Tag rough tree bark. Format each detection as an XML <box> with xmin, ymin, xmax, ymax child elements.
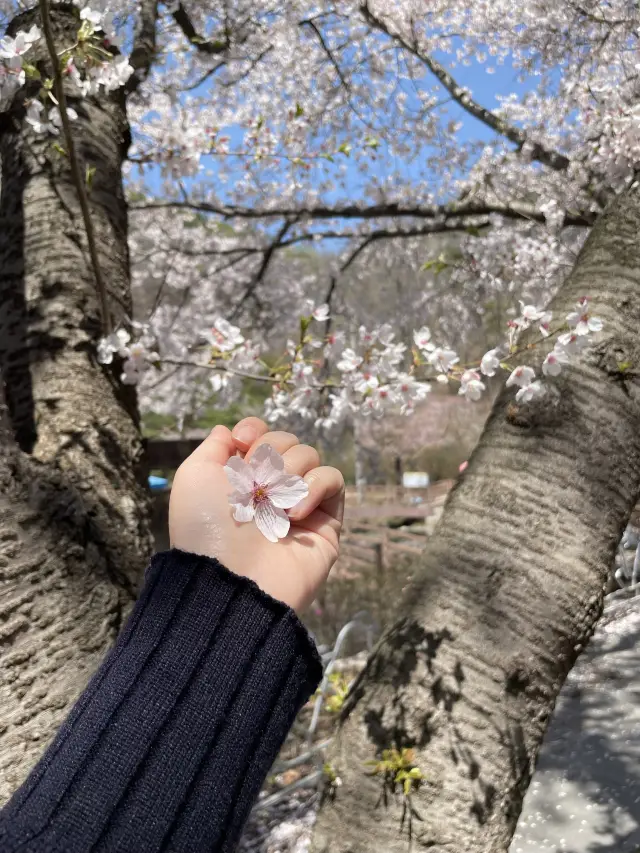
<box><xmin>0</xmin><ymin>5</ymin><xmax>151</xmax><ymax>802</ymax></box>
<box><xmin>312</xmin><ymin>181</ymin><xmax>640</xmax><ymax>852</ymax></box>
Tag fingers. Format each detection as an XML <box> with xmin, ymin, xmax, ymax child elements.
<box><xmin>290</xmin><ymin>507</ymin><xmax>341</xmax><ymax>554</ymax></box>
<box><xmin>288</xmin><ymin>466</ymin><xmax>345</xmax><ymax>525</ymax></box>
<box><xmin>187</xmin><ymin>424</ymin><xmax>235</xmax><ymax>467</ymax></box>
<box><xmin>231</xmin><ymin>417</ymin><xmax>269</xmax><ymax>452</ymax></box>
<box><xmin>282</xmin><ymin>444</ymin><xmax>320</xmax><ymax>477</ymax></box>
<box><xmin>244</xmin><ymin>430</ymin><xmax>300</xmax><ymax>463</ymax></box>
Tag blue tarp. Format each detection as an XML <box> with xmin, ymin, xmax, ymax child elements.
<box><xmin>148</xmin><ymin>475</ymin><xmax>169</xmax><ymax>491</ymax></box>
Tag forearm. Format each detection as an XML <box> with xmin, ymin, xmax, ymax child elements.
<box><xmin>0</xmin><ymin>549</ymin><xmax>322</xmax><ymax>853</ymax></box>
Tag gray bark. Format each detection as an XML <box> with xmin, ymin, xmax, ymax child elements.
<box><xmin>312</xmin><ymin>181</ymin><xmax>640</xmax><ymax>852</ymax></box>
<box><xmin>0</xmin><ymin>5</ymin><xmax>151</xmax><ymax>802</ymax></box>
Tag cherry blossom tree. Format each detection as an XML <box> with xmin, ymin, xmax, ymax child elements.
<box><xmin>2</xmin><ymin>1</ymin><xmax>640</xmax><ymax>850</ymax></box>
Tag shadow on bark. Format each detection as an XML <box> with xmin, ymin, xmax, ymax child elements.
<box><xmin>0</xmin><ymin>144</ymin><xmax>36</xmax><ymax>453</ymax></box>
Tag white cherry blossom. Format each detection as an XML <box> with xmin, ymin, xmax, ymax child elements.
<box><xmin>566</xmin><ymin>298</ymin><xmax>604</xmax><ymax>336</ymax></box>
<box><xmin>336</xmin><ymin>348</ymin><xmax>363</xmax><ymax>373</ymax></box>
<box><xmin>480</xmin><ymin>349</ymin><xmax>501</xmax><ymax>377</ymax></box>
<box><xmin>459</xmin><ymin>370</ymin><xmax>486</xmax><ymax>402</ymax></box>
<box><xmin>515</xmin><ymin>380</ymin><xmax>546</xmax><ymax>404</ymax></box>
<box><xmin>224</xmin><ymin>444</ymin><xmax>309</xmax><ymax>543</ymax></box>
<box><xmin>506</xmin><ymin>365</ymin><xmax>536</xmax><ymax>389</ymax></box>
<box><xmin>428</xmin><ymin>348</ymin><xmax>459</xmax><ymax>374</ymax></box>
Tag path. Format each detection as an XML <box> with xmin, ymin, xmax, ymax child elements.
<box><xmin>511</xmin><ymin>591</ymin><xmax>640</xmax><ymax>853</ymax></box>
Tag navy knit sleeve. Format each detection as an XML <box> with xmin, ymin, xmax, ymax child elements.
<box><xmin>0</xmin><ymin>548</ymin><xmax>323</xmax><ymax>853</ymax></box>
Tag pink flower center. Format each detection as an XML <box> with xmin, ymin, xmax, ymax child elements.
<box><xmin>252</xmin><ymin>485</ymin><xmax>269</xmax><ymax>503</ymax></box>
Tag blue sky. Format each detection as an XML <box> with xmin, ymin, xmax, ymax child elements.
<box><xmin>139</xmin><ymin>46</ymin><xmax>536</xmax><ymax>218</ymax></box>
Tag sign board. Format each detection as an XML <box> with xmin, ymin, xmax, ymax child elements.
<box><xmin>402</xmin><ymin>471</ymin><xmax>430</xmax><ymax>489</ymax></box>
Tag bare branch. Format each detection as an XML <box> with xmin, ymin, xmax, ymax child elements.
<box><xmin>133</xmin><ymin>198</ymin><xmax>595</xmax><ymax>227</ymax></box>
<box><xmin>301</xmin><ymin>18</ymin><xmax>350</xmax><ymax>89</ymax></box>
<box><xmin>229</xmin><ymin>219</ymin><xmax>296</xmax><ymax>318</ymax></box>
<box><xmin>360</xmin><ymin>0</ymin><xmax>572</xmax><ymax>173</ymax></box>
<box><xmin>172</xmin><ymin>2</ymin><xmax>229</xmax><ymax>55</ymax></box>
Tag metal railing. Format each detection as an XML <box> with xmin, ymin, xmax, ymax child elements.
<box><xmin>252</xmin><ymin>612</ymin><xmax>377</xmax><ymax>814</ymax></box>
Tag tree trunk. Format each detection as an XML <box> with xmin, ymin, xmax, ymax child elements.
<box><xmin>0</xmin><ymin>6</ymin><xmax>151</xmax><ymax>803</ymax></box>
<box><xmin>312</xmin><ymin>182</ymin><xmax>640</xmax><ymax>852</ymax></box>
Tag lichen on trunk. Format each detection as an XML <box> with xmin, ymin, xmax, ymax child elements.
<box><xmin>0</xmin><ymin>4</ymin><xmax>151</xmax><ymax>801</ymax></box>
<box><xmin>311</xmin><ymin>181</ymin><xmax>640</xmax><ymax>853</ymax></box>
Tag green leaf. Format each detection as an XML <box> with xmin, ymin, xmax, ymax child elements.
<box><xmin>618</xmin><ymin>360</ymin><xmax>633</xmax><ymax>372</ymax></box>
<box><xmin>85</xmin><ymin>165</ymin><xmax>96</xmax><ymax>190</ymax></box>
<box><xmin>319</xmin><ymin>152</ymin><xmax>335</xmax><ymax>163</ymax></box>
<box><xmin>78</xmin><ymin>19</ymin><xmax>95</xmax><ymax>41</ymax></box>
<box><xmin>22</xmin><ymin>63</ymin><xmax>40</xmax><ymax>80</ymax></box>
<box><xmin>295</xmin><ymin>102</ymin><xmax>304</xmax><ymax>117</ymax></box>
<box><xmin>421</xmin><ymin>256</ymin><xmax>449</xmax><ymax>275</ymax></box>
<box><xmin>364</xmin><ymin>136</ymin><xmax>380</xmax><ymax>149</ymax></box>
<box><xmin>52</xmin><ymin>142</ymin><xmax>68</xmax><ymax>157</ymax></box>
<box><xmin>338</xmin><ymin>142</ymin><xmax>352</xmax><ymax>157</ymax></box>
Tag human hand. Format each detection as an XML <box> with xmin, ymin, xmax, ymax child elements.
<box><xmin>169</xmin><ymin>417</ymin><xmax>345</xmax><ymax>614</ymax></box>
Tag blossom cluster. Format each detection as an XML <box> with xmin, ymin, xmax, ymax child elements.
<box><xmin>97</xmin><ymin>323</ymin><xmax>159</xmax><ymax>384</ymax></box>
<box><xmin>98</xmin><ymin>295</ymin><xmax>603</xmax><ymax>429</ymax></box>
<box><xmin>0</xmin><ymin>6</ymin><xmax>132</xmax><ymax>121</ymax></box>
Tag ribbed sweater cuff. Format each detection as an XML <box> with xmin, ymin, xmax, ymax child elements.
<box><xmin>0</xmin><ymin>548</ymin><xmax>323</xmax><ymax>853</ymax></box>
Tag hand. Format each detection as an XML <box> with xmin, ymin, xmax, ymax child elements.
<box><xmin>169</xmin><ymin>417</ymin><xmax>345</xmax><ymax>614</ymax></box>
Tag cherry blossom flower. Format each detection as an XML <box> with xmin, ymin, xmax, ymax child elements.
<box><xmin>480</xmin><ymin>348</ymin><xmax>500</xmax><ymax>376</ymax></box>
<box><xmin>566</xmin><ymin>297</ymin><xmax>603</xmax><ymax>336</ymax></box>
<box><xmin>25</xmin><ymin>101</ymin><xmax>55</xmax><ymax>135</ymax></box>
<box><xmin>224</xmin><ymin>444</ymin><xmax>309</xmax><ymax>543</ymax></box>
<box><xmin>0</xmin><ymin>26</ymin><xmax>41</xmax><ymax>63</ymax></box>
<box><xmin>97</xmin><ymin>328</ymin><xmax>131</xmax><ymax>365</ymax></box>
<box><xmin>49</xmin><ymin>106</ymin><xmax>78</xmax><ymax>132</ymax></box>
<box><xmin>515</xmin><ymin>380</ymin><xmax>546</xmax><ymax>404</ymax></box>
<box><xmin>458</xmin><ymin>370</ymin><xmax>486</xmax><ymax>401</ymax></box>
<box><xmin>542</xmin><ymin>348</ymin><xmax>569</xmax><ymax>377</ymax></box>
<box><xmin>413</xmin><ymin>326</ymin><xmax>435</xmax><ymax>351</ymax></box>
<box><xmin>428</xmin><ymin>348</ymin><xmax>459</xmax><ymax>374</ymax></box>
<box><xmin>358</xmin><ymin>326</ymin><xmax>376</xmax><ymax>346</ymax></box>
<box><xmin>79</xmin><ymin>6</ymin><xmax>103</xmax><ymax>28</ymax></box>
<box><xmin>506</xmin><ymin>365</ymin><xmax>536</xmax><ymax>388</ymax></box>
<box><xmin>538</xmin><ymin>311</ymin><xmax>553</xmax><ymax>336</ymax></box>
<box><xmin>336</xmin><ymin>348</ymin><xmax>363</xmax><ymax>372</ymax></box>
<box><xmin>311</xmin><ymin>302</ymin><xmax>330</xmax><ymax>322</ymax></box>
<box><xmin>201</xmin><ymin>318</ymin><xmax>244</xmax><ymax>352</ymax></box>
<box><xmin>556</xmin><ymin>331</ymin><xmax>589</xmax><ymax>355</ymax></box>
<box><xmin>354</xmin><ymin>371</ymin><xmax>379</xmax><ymax>394</ymax></box>
<box><xmin>518</xmin><ymin>302</ymin><xmax>545</xmax><ymax>325</ymax></box>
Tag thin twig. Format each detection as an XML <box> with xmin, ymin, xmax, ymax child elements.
<box><xmin>39</xmin><ymin>0</ymin><xmax>112</xmax><ymax>335</ymax></box>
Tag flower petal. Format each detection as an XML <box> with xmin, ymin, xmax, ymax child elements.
<box><xmin>267</xmin><ymin>474</ymin><xmax>310</xmax><ymax>509</ymax></box>
<box><xmin>232</xmin><ymin>499</ymin><xmax>255</xmax><ymax>523</ymax></box>
<box><xmin>254</xmin><ymin>500</ymin><xmax>290</xmax><ymax>542</ymax></box>
<box><xmin>224</xmin><ymin>456</ymin><xmax>254</xmax><ymax>492</ymax></box>
<box><xmin>250</xmin><ymin>443</ymin><xmax>285</xmax><ymax>485</ymax></box>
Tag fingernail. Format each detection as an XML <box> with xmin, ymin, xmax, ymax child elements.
<box><xmin>210</xmin><ymin>425</ymin><xmax>227</xmax><ymax>438</ymax></box>
<box><xmin>232</xmin><ymin>425</ymin><xmax>257</xmax><ymax>446</ymax></box>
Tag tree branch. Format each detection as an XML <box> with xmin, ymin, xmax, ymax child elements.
<box><xmin>172</xmin><ymin>2</ymin><xmax>229</xmax><ymax>55</ymax></box>
<box><xmin>126</xmin><ymin>0</ymin><xmax>159</xmax><ymax>94</ymax></box>
<box><xmin>133</xmin><ymin>198</ymin><xmax>595</xmax><ymax>227</ymax></box>
<box><xmin>301</xmin><ymin>18</ymin><xmax>350</xmax><ymax>89</ymax></box>
<box><xmin>229</xmin><ymin>219</ymin><xmax>296</xmax><ymax>318</ymax></box>
<box><xmin>360</xmin><ymin>0</ymin><xmax>572</xmax><ymax>173</ymax></box>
